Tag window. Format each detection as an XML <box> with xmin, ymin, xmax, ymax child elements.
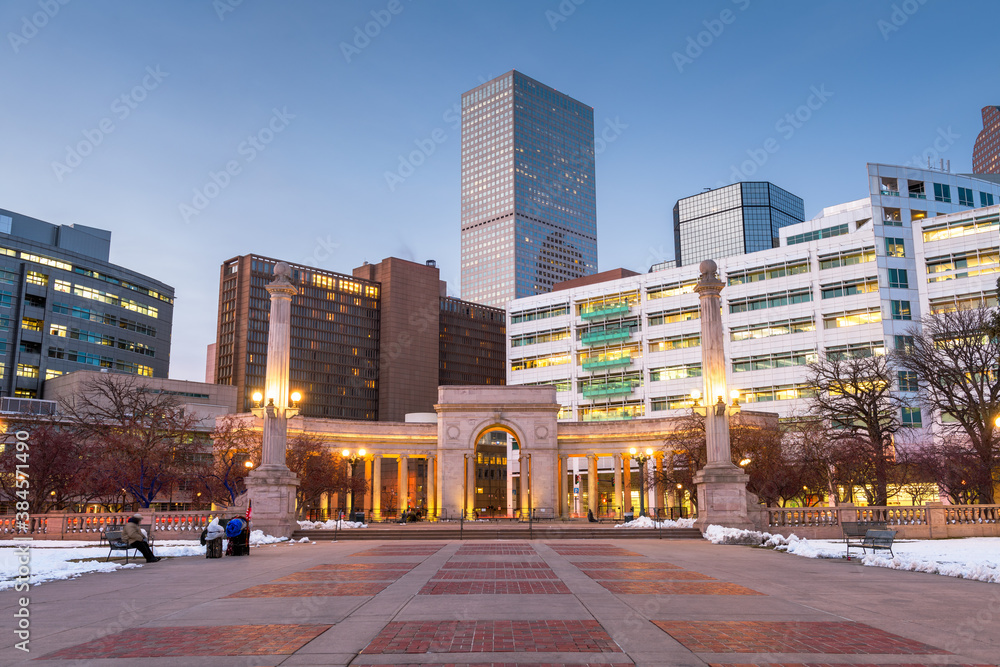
<box><xmin>26</xmin><ymin>271</ymin><xmax>48</xmax><ymax>286</ymax></box>
<box><xmin>981</xmin><ymin>192</ymin><xmax>995</xmax><ymax>207</ymax></box>
<box><xmin>787</xmin><ymin>223</ymin><xmax>848</xmax><ymax>246</ymax></box>
<box><xmin>16</xmin><ymin>364</ymin><xmax>39</xmax><ymax>378</ymax></box>
<box><xmin>885</xmin><ymin>238</ymin><xmax>905</xmax><ymax>257</ymax></box>
<box><xmin>727</xmin><ymin>260</ymin><xmax>809</xmax><ymax>286</ymax></box>
<box><xmin>49</xmin><ymin>323</ymin><xmax>67</xmax><ymax>337</ymax></box>
<box><xmin>823</xmin><ymin>308</ymin><xmax>882</xmax><ymax>329</ymax></box>
<box><xmin>898</xmin><ymin>371</ymin><xmax>918</xmax><ymax>392</ymax></box>
<box><xmin>922</xmin><ymin>212</ymin><xmax>999</xmax><ymax>242</ymax></box>
<box><xmin>890</xmin><ymin>300</ymin><xmax>911</xmax><ymax>320</ymax></box>
<box><xmin>826</xmin><ymin>341</ymin><xmax>885</xmax><ymax>359</ymax></box>
<box><xmin>901</xmin><ymin>407</ymin><xmax>922</xmax><ymax>427</ymax></box>
<box><xmin>908</xmin><ymin>180</ymin><xmax>926</xmax><ymax>199</ymax></box>
<box><xmin>54</xmin><ymin>279</ymin><xmax>71</xmax><ymax>293</ymax></box>
<box><xmin>21</xmin><ymin>317</ymin><xmax>43</xmax><ymax>332</ymax></box>
<box><xmin>647</xmin><ymin>307</ymin><xmax>699</xmax><ymax>327</ymax></box>
<box><xmin>958</xmin><ymin>187</ymin><xmax>974</xmax><ymax>207</ymax></box>
<box><xmin>933</xmin><ymin>183</ymin><xmax>951</xmax><ymax>203</ymax></box>
<box><xmin>820</xmin><ymin>277</ymin><xmax>878</xmax><ymax>299</ymax></box>
<box><xmin>730</xmin><ymin>316</ymin><xmax>814</xmax><ymax>341</ymax></box>
<box><xmin>510</xmin><ymin>303</ymin><xmax>569</xmax><ymax>324</ymax></box>
<box><xmin>729</xmin><ymin>288</ymin><xmax>812</xmax><ymax>314</ymax></box>
<box><xmin>894</xmin><ymin>335</ymin><xmax>914</xmax><ymax>352</ymax></box>
<box><xmin>819</xmin><ymin>247</ymin><xmax>876</xmax><ymax>270</ymax></box>
<box><xmin>649</xmin><ymin>363</ymin><xmax>702</xmax><ymax>381</ymax></box>
<box><xmin>910</xmin><ymin>209</ymin><xmax>927</xmax><ymax>222</ymax></box>
<box><xmin>883</xmin><ymin>207</ymin><xmax>901</xmax><ymax>225</ymax></box>
<box><xmin>732</xmin><ymin>349</ymin><xmax>817</xmax><ymax>373</ymax></box>
<box><xmin>887</xmin><ymin>268</ymin><xmax>908</xmax><ymax>289</ymax></box>
<box><xmin>648</xmin><ymin>333</ymin><xmax>700</xmax><ymax>352</ymax></box>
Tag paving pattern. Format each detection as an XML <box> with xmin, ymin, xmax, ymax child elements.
<box><xmin>225</xmin><ymin>582</ymin><xmax>391</xmax><ymax>597</ymax></box>
<box><xmin>419</xmin><ymin>580</ymin><xmax>572</xmax><ymax>595</ymax></box>
<box><xmin>580</xmin><ymin>568</ymin><xmax>715</xmax><ymax>581</ymax></box>
<box><xmin>546</xmin><ymin>544</ymin><xmax>644</xmax><ymax>557</ymax></box>
<box><xmin>599</xmin><ymin>580</ymin><xmax>763</xmax><ymax>595</ymax></box>
<box><xmin>656</xmin><ymin>621</ymin><xmax>950</xmax><ymax>654</ymax></box>
<box><xmin>360</xmin><ymin>620</ymin><xmax>624</xmax><ymax>654</ymax></box>
<box><xmin>39</xmin><ymin>624</ymin><xmax>331</xmax><ymax>659</ymax></box>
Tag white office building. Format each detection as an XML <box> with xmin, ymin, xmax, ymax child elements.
<box><xmin>506</xmin><ymin>163</ymin><xmax>1000</xmax><ymax>435</ymax></box>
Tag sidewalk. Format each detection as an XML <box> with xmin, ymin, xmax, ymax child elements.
<box><xmin>2</xmin><ymin>538</ymin><xmax>997</xmax><ymax>666</ymax></box>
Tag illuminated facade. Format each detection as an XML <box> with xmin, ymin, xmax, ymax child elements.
<box><xmin>507</xmin><ymin>164</ymin><xmax>1000</xmax><ymax>429</ymax></box>
<box><xmin>972</xmin><ymin>105</ymin><xmax>1000</xmax><ymax>175</ymax></box>
<box><xmin>461</xmin><ymin>71</ymin><xmax>597</xmax><ymax>308</ymax></box>
<box><xmin>0</xmin><ymin>208</ymin><xmax>173</xmax><ymax>399</ymax></box>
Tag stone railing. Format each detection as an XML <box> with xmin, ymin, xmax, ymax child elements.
<box><xmin>0</xmin><ymin>511</ymin><xmax>216</xmax><ymax>540</ymax></box>
<box><xmin>761</xmin><ymin>503</ymin><xmax>1000</xmax><ymax>539</ymax></box>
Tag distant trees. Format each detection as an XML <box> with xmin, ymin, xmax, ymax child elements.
<box><xmin>205</xmin><ymin>415</ymin><xmax>261</xmax><ymax>504</ymax></box>
<box><xmin>285</xmin><ymin>434</ymin><xmax>367</xmax><ymax>513</ymax></box>
<box><xmin>0</xmin><ymin>421</ymin><xmax>89</xmax><ymax>513</ymax></box>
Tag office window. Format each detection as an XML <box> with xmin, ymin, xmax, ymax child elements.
<box><xmin>981</xmin><ymin>192</ymin><xmax>995</xmax><ymax>207</ymax></box>
<box><xmin>885</xmin><ymin>237</ymin><xmax>905</xmax><ymax>257</ymax></box>
<box><xmin>890</xmin><ymin>300</ymin><xmax>911</xmax><ymax>320</ymax></box>
<box><xmin>894</xmin><ymin>335</ymin><xmax>914</xmax><ymax>352</ymax></box>
<box><xmin>887</xmin><ymin>268</ymin><xmax>908</xmax><ymax>289</ymax></box>
<box><xmin>958</xmin><ymin>187</ymin><xmax>974</xmax><ymax>207</ymax></box>
<box><xmin>902</xmin><ymin>407</ymin><xmax>922</xmax><ymax>427</ymax></box>
<box><xmin>898</xmin><ymin>371</ymin><xmax>918</xmax><ymax>392</ymax></box>
<box><xmin>933</xmin><ymin>183</ymin><xmax>951</xmax><ymax>203</ymax></box>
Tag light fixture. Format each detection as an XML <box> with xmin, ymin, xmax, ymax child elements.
<box><xmin>244</xmin><ymin>460</ymin><xmax>254</xmax><ymax>469</ymax></box>
<box><xmin>739</xmin><ymin>457</ymin><xmax>751</xmax><ymax>467</ymax></box>
<box><xmin>730</xmin><ymin>389</ymin><xmax>741</xmax><ymax>400</ymax></box>
<box><xmin>359</xmin><ymin>448</ymin><xmax>366</xmax><ymax>456</ymax></box>
<box><xmin>290</xmin><ymin>390</ymin><xmax>302</xmax><ymax>405</ymax></box>
<box><xmin>690</xmin><ymin>389</ymin><xmax>701</xmax><ymax>401</ymax></box>
<box><xmin>342</xmin><ymin>449</ymin><xmax>350</xmax><ymax>457</ymax></box>
<box><xmin>252</xmin><ymin>391</ymin><xmax>263</xmax><ymax>404</ymax></box>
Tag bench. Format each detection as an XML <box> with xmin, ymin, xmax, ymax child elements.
<box><xmin>841</xmin><ymin>521</ymin><xmax>886</xmax><ymax>548</ymax></box>
<box><xmin>103</xmin><ymin>529</ymin><xmax>150</xmax><ymax>564</ymax></box>
<box><xmin>847</xmin><ymin>529</ymin><xmax>897</xmax><ymax>559</ymax></box>
<box><xmin>531</xmin><ymin>507</ymin><xmax>556</xmax><ymax>521</ymax></box>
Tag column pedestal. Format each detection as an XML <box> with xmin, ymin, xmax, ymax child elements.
<box><xmin>693</xmin><ymin>463</ymin><xmax>753</xmax><ymax>530</ymax></box>
<box><xmin>244</xmin><ymin>466</ymin><xmax>299</xmax><ymax>538</ymax></box>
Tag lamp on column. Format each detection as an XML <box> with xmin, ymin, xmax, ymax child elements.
<box><xmin>250</xmin><ymin>390</ymin><xmax>303</xmax><ymax>418</ymax></box>
<box><xmin>629</xmin><ymin>447</ymin><xmax>654</xmax><ymax>517</ymax></box>
<box><xmin>342</xmin><ymin>448</ymin><xmax>366</xmax><ymax>516</ymax></box>
<box><xmin>690</xmin><ymin>388</ymin><xmax>741</xmax><ymax>417</ymax></box>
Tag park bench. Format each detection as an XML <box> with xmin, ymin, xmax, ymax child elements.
<box><xmin>103</xmin><ymin>528</ymin><xmax>154</xmax><ymax>564</ymax></box>
<box><xmin>841</xmin><ymin>521</ymin><xmax>886</xmax><ymax>546</ymax></box>
<box><xmin>846</xmin><ymin>529</ymin><xmax>897</xmax><ymax>559</ymax></box>
<box><xmin>532</xmin><ymin>507</ymin><xmax>556</xmax><ymax>521</ymax></box>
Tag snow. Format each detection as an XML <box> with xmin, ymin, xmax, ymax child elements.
<box><xmin>248</xmin><ymin>530</ymin><xmax>289</xmax><ymax>545</ymax></box>
<box><xmin>615</xmin><ymin>515</ymin><xmax>696</xmax><ymax>529</ymax></box>
<box><xmin>296</xmin><ymin>519</ymin><xmax>367</xmax><ymax>530</ymax></box>
<box><xmin>702</xmin><ymin>525</ymin><xmax>1000</xmax><ymax>584</ymax></box>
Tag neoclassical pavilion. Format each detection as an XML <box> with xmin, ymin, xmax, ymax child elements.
<box><xmin>232</xmin><ymin>385</ymin><xmax>774</xmax><ymax>519</ymax></box>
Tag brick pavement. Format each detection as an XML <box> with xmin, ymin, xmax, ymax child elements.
<box><xmin>571</xmin><ymin>560</ymin><xmax>680</xmax><ymax>569</ymax></box>
<box><xmin>360</xmin><ymin>620</ymin><xmax>624</xmax><ymax>654</ymax></box>
<box><xmin>225</xmin><ymin>582</ymin><xmax>390</xmax><ymax>597</ymax></box>
<box><xmin>432</xmin><ymin>569</ymin><xmax>559</xmax><ymax>580</ymax></box>
<box><xmin>581</xmin><ymin>569</ymin><xmax>715</xmax><ymax>581</ymax></box>
<box><xmin>657</xmin><ymin>621</ymin><xmax>950</xmax><ymax>654</ymax></box>
<box><xmin>39</xmin><ymin>624</ymin><xmax>330</xmax><ymax>659</ymax></box>
<box><xmin>600</xmin><ymin>581</ymin><xmax>763</xmax><ymax>595</ymax></box>
<box><xmin>419</xmin><ymin>580</ymin><xmax>572</xmax><ymax>595</ymax></box>
<box><xmin>273</xmin><ymin>569</ymin><xmax>407</xmax><ymax>581</ymax></box>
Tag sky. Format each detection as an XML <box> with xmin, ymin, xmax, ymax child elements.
<box><xmin>1</xmin><ymin>0</ymin><xmax>998</xmax><ymax>382</ymax></box>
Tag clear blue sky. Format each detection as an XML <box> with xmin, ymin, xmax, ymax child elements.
<box><xmin>1</xmin><ymin>0</ymin><xmax>997</xmax><ymax>381</ymax></box>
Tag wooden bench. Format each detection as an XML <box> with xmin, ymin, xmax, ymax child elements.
<box><xmin>847</xmin><ymin>529</ymin><xmax>897</xmax><ymax>558</ymax></box>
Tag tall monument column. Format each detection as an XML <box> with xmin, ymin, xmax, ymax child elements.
<box><xmin>244</xmin><ymin>261</ymin><xmax>300</xmax><ymax>537</ymax></box>
<box><xmin>693</xmin><ymin>260</ymin><xmax>753</xmax><ymax>530</ymax></box>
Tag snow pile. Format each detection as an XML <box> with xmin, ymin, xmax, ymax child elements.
<box><xmin>248</xmin><ymin>530</ymin><xmax>288</xmax><ymax>546</ymax></box>
<box><xmin>0</xmin><ymin>541</ymin><xmax>203</xmax><ymax>590</ymax></box>
<box><xmin>615</xmin><ymin>515</ymin><xmax>697</xmax><ymax>529</ymax></box>
<box><xmin>296</xmin><ymin>519</ymin><xmax>367</xmax><ymax>530</ymax></box>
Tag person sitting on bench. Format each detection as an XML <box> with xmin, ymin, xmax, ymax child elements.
<box><xmin>123</xmin><ymin>513</ymin><xmax>161</xmax><ymax>563</ymax></box>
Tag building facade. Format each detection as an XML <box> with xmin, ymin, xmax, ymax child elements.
<box><xmin>0</xmin><ymin>208</ymin><xmax>174</xmax><ymax>399</ymax></box>
<box><xmin>215</xmin><ymin>255</ymin><xmax>505</xmax><ymax>422</ymax></box>
<box><xmin>673</xmin><ymin>182</ymin><xmax>805</xmax><ymax>267</ymax></box>
<box><xmin>973</xmin><ymin>105</ymin><xmax>1000</xmax><ymax>175</ymax></box>
<box><xmin>507</xmin><ymin>164</ymin><xmax>1000</xmax><ymax>433</ymax></box>
<box><xmin>460</xmin><ymin>70</ymin><xmax>597</xmax><ymax>307</ymax></box>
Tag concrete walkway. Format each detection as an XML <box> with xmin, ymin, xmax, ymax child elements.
<box><xmin>2</xmin><ymin>538</ymin><xmax>998</xmax><ymax>666</ymax></box>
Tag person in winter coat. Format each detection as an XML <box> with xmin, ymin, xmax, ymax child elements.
<box><xmin>123</xmin><ymin>513</ymin><xmax>161</xmax><ymax>563</ymax></box>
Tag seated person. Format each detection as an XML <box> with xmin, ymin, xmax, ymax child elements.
<box><xmin>123</xmin><ymin>513</ymin><xmax>161</xmax><ymax>563</ymax></box>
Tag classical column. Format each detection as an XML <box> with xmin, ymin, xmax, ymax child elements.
<box><xmin>622</xmin><ymin>453</ymin><xmax>632</xmax><ymax>512</ymax></box>
<box><xmin>361</xmin><ymin>457</ymin><xmax>372</xmax><ymax>513</ymax></box>
<box><xmin>655</xmin><ymin>454</ymin><xmax>665</xmax><ymax>515</ymax></box>
<box><xmin>587</xmin><ymin>454</ymin><xmax>598</xmax><ymax>515</ymax></box>
<box><xmin>372</xmin><ymin>454</ymin><xmax>382</xmax><ymax>520</ymax></box>
<box><xmin>557</xmin><ymin>454</ymin><xmax>565</xmax><ymax>518</ymax></box>
<box><xmin>613</xmin><ymin>453</ymin><xmax>622</xmax><ymax>516</ymax></box>
<box><xmin>243</xmin><ymin>261</ymin><xmax>299</xmax><ymax>537</ymax></box>
<box><xmin>398</xmin><ymin>455</ymin><xmax>409</xmax><ymax>513</ymax></box>
<box><xmin>467</xmin><ymin>453</ymin><xmax>477</xmax><ymax>518</ymax></box>
<box><xmin>506</xmin><ymin>436</ymin><xmax>515</xmax><ymax>517</ymax></box>
<box><xmin>693</xmin><ymin>259</ymin><xmax>753</xmax><ymax>530</ymax></box>
<box><xmin>426</xmin><ymin>453</ymin><xmax>436</xmax><ymax>517</ymax></box>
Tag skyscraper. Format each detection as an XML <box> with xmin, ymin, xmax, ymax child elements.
<box><xmin>460</xmin><ymin>71</ymin><xmax>597</xmax><ymax>308</ymax></box>
<box><xmin>672</xmin><ymin>182</ymin><xmax>804</xmax><ymax>267</ymax></box>
<box><xmin>973</xmin><ymin>105</ymin><xmax>1000</xmax><ymax>174</ymax></box>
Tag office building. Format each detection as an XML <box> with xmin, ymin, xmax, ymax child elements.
<box><xmin>215</xmin><ymin>256</ymin><xmax>505</xmax><ymax>421</ymax></box>
<box><xmin>461</xmin><ymin>71</ymin><xmax>597</xmax><ymax>307</ymax></box>
<box><xmin>973</xmin><ymin>105</ymin><xmax>1000</xmax><ymax>174</ymax></box>
<box><xmin>0</xmin><ymin>208</ymin><xmax>174</xmax><ymax>398</ymax></box>
<box><xmin>673</xmin><ymin>182</ymin><xmax>805</xmax><ymax>268</ymax></box>
<box><xmin>507</xmin><ymin>164</ymin><xmax>1000</xmax><ymax>429</ymax></box>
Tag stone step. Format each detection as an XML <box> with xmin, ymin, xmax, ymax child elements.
<box><xmin>291</xmin><ymin>527</ymin><xmax>704</xmax><ymax>541</ymax></box>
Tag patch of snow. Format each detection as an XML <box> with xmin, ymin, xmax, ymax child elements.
<box><xmin>248</xmin><ymin>530</ymin><xmax>288</xmax><ymax>546</ymax></box>
<box><xmin>615</xmin><ymin>516</ymin><xmax>696</xmax><ymax>529</ymax></box>
<box><xmin>296</xmin><ymin>519</ymin><xmax>367</xmax><ymax>530</ymax></box>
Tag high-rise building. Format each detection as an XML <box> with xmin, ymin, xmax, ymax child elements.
<box><xmin>673</xmin><ymin>182</ymin><xmax>805</xmax><ymax>267</ymax></box>
<box><xmin>461</xmin><ymin>70</ymin><xmax>597</xmax><ymax>308</ymax></box>
<box><xmin>973</xmin><ymin>105</ymin><xmax>1000</xmax><ymax>174</ymax></box>
<box><xmin>215</xmin><ymin>255</ymin><xmax>505</xmax><ymax>421</ymax></box>
<box><xmin>0</xmin><ymin>208</ymin><xmax>174</xmax><ymax>399</ymax></box>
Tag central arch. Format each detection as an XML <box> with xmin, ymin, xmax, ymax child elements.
<box><xmin>471</xmin><ymin>427</ymin><xmax>517</xmax><ymax>518</ymax></box>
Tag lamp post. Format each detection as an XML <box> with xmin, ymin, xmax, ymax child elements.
<box><xmin>342</xmin><ymin>449</ymin><xmax>366</xmax><ymax>516</ymax></box>
<box><xmin>629</xmin><ymin>447</ymin><xmax>654</xmax><ymax>517</ymax></box>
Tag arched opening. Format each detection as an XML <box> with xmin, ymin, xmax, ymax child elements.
<box><xmin>472</xmin><ymin>426</ymin><xmax>519</xmax><ymax>518</ymax></box>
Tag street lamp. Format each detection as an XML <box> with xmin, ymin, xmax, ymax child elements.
<box><xmin>629</xmin><ymin>447</ymin><xmax>654</xmax><ymax>517</ymax></box>
<box><xmin>342</xmin><ymin>448</ymin><xmax>366</xmax><ymax>516</ymax></box>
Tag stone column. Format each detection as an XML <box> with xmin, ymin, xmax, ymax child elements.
<box><xmin>622</xmin><ymin>453</ymin><xmax>632</xmax><ymax>512</ymax></box>
<box><xmin>398</xmin><ymin>455</ymin><xmax>409</xmax><ymax>512</ymax></box>
<box><xmin>613</xmin><ymin>454</ymin><xmax>622</xmax><ymax>516</ymax></box>
<box><xmin>693</xmin><ymin>259</ymin><xmax>752</xmax><ymax>530</ymax></box>
<box><xmin>587</xmin><ymin>454</ymin><xmax>598</xmax><ymax>515</ymax></box>
<box><xmin>372</xmin><ymin>454</ymin><xmax>382</xmax><ymax>520</ymax></box>
<box><xmin>506</xmin><ymin>436</ymin><xmax>515</xmax><ymax>517</ymax></box>
<box><xmin>655</xmin><ymin>454</ymin><xmax>665</xmax><ymax>515</ymax></box>
<box><xmin>467</xmin><ymin>453</ymin><xmax>476</xmax><ymax>518</ymax></box>
<box><xmin>243</xmin><ymin>261</ymin><xmax>299</xmax><ymax>537</ymax></box>
<box><xmin>426</xmin><ymin>453</ymin><xmax>436</xmax><ymax>517</ymax></box>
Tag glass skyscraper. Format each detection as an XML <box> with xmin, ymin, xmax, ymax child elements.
<box><xmin>461</xmin><ymin>71</ymin><xmax>597</xmax><ymax>307</ymax></box>
<box><xmin>673</xmin><ymin>182</ymin><xmax>804</xmax><ymax>267</ymax></box>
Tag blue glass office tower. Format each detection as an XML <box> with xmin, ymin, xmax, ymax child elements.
<box><xmin>461</xmin><ymin>71</ymin><xmax>597</xmax><ymax>307</ymax></box>
<box><xmin>673</xmin><ymin>182</ymin><xmax>805</xmax><ymax>267</ymax></box>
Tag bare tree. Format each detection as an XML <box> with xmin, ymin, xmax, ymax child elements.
<box><xmin>0</xmin><ymin>419</ymin><xmax>88</xmax><ymax>513</ymax></box>
<box><xmin>806</xmin><ymin>353</ymin><xmax>902</xmax><ymax>506</ymax></box>
<box><xmin>285</xmin><ymin>433</ymin><xmax>368</xmax><ymax>513</ymax></box>
<box><xmin>59</xmin><ymin>373</ymin><xmax>202</xmax><ymax>508</ymax></box>
<box><xmin>896</xmin><ymin>307</ymin><xmax>1000</xmax><ymax>503</ymax></box>
<box><xmin>205</xmin><ymin>415</ymin><xmax>262</xmax><ymax>504</ymax></box>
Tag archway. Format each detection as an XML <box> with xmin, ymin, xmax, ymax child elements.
<box><xmin>472</xmin><ymin>428</ymin><xmax>518</xmax><ymax>518</ymax></box>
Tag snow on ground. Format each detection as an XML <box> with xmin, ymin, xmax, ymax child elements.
<box><xmin>296</xmin><ymin>519</ymin><xmax>367</xmax><ymax>530</ymax></box>
<box><xmin>703</xmin><ymin>525</ymin><xmax>1000</xmax><ymax>584</ymax></box>
<box><xmin>615</xmin><ymin>516</ymin><xmax>696</xmax><ymax>529</ymax></box>
<box><xmin>0</xmin><ymin>532</ymin><xmax>292</xmax><ymax>589</ymax></box>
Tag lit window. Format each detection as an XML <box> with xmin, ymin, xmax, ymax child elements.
<box><xmin>890</xmin><ymin>300</ymin><xmax>911</xmax><ymax>320</ymax></box>
<box><xmin>26</xmin><ymin>271</ymin><xmax>48</xmax><ymax>286</ymax></box>
<box><xmin>54</xmin><ymin>279</ymin><xmax>71</xmax><ymax>293</ymax></box>
<box><xmin>902</xmin><ymin>407</ymin><xmax>922</xmax><ymax>427</ymax></box>
<box><xmin>885</xmin><ymin>238</ymin><xmax>905</xmax><ymax>258</ymax></box>
<box><xmin>17</xmin><ymin>364</ymin><xmax>39</xmax><ymax>378</ymax></box>
<box><xmin>21</xmin><ymin>317</ymin><xmax>43</xmax><ymax>332</ymax></box>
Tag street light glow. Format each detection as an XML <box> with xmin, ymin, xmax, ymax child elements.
<box><xmin>252</xmin><ymin>391</ymin><xmax>263</xmax><ymax>403</ymax></box>
<box><xmin>690</xmin><ymin>389</ymin><xmax>701</xmax><ymax>400</ymax></box>
<box><xmin>342</xmin><ymin>449</ymin><xmax>350</xmax><ymax>457</ymax></box>
<box><xmin>358</xmin><ymin>448</ymin><xmax>366</xmax><ymax>456</ymax></box>
<box><xmin>290</xmin><ymin>391</ymin><xmax>302</xmax><ymax>403</ymax></box>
